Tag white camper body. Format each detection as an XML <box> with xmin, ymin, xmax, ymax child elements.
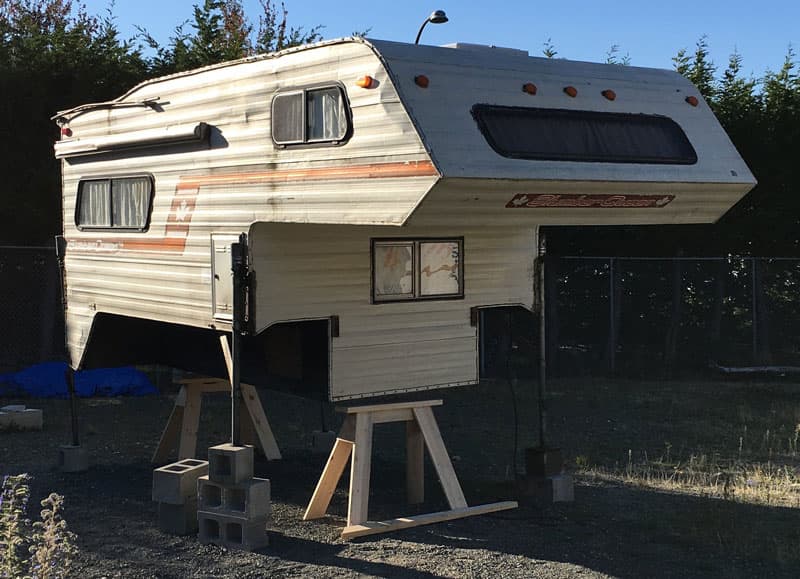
<box><xmin>54</xmin><ymin>37</ymin><xmax>755</xmax><ymax>400</ymax></box>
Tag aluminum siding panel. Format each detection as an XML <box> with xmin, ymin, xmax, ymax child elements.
<box><xmin>250</xmin><ymin>222</ymin><xmax>537</xmax><ymax>400</ymax></box>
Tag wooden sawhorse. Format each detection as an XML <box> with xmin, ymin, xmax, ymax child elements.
<box><xmin>303</xmin><ymin>399</ymin><xmax>517</xmax><ymax>539</ymax></box>
<box><xmin>151</xmin><ymin>336</ymin><xmax>282</xmax><ymax>464</ymax></box>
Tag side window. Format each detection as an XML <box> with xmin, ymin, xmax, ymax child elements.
<box><xmin>76</xmin><ymin>176</ymin><xmax>153</xmax><ymax>230</ymax></box>
<box><xmin>272</xmin><ymin>85</ymin><xmax>350</xmax><ymax>146</ymax></box>
<box><xmin>372</xmin><ymin>238</ymin><xmax>464</xmax><ymax>303</ymax></box>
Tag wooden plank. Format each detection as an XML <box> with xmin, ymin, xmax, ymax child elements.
<box><xmin>338</xmin><ymin>399</ymin><xmax>443</xmax><ymax>414</ymax></box>
<box><xmin>176</xmin><ymin>378</ymin><xmax>231</xmax><ymax>392</ymax></box>
<box><xmin>370</xmin><ymin>408</ymin><xmax>414</xmax><ymax>424</ymax></box>
<box><xmin>303</xmin><ymin>438</ymin><xmax>354</xmax><ymax>520</ymax></box>
<box><xmin>219</xmin><ymin>335</ymin><xmax>282</xmax><ymax>460</ymax></box>
<box><xmin>341</xmin><ymin>501</ymin><xmax>519</xmax><ymax>540</ymax></box>
<box><xmin>151</xmin><ymin>388</ymin><xmax>186</xmax><ymax>464</ymax></box>
<box><xmin>219</xmin><ymin>335</ymin><xmax>234</xmax><ymax>380</ymax></box>
<box><xmin>241</xmin><ymin>383</ymin><xmax>282</xmax><ymax>460</ymax></box>
<box><xmin>347</xmin><ymin>412</ymin><xmax>374</xmax><ymax>526</ymax></box>
<box><xmin>178</xmin><ymin>387</ymin><xmax>201</xmax><ymax>459</ymax></box>
<box><xmin>238</xmin><ymin>402</ymin><xmax>257</xmax><ymax>448</ymax></box>
<box><xmin>338</xmin><ymin>414</ymin><xmax>356</xmax><ymax>442</ymax></box>
<box><xmin>413</xmin><ymin>406</ymin><xmax>467</xmax><ymax>509</ymax></box>
<box><xmin>406</xmin><ymin>419</ymin><xmax>425</xmax><ymax>504</ymax></box>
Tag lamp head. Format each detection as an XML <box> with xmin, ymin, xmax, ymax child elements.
<box><xmin>428</xmin><ymin>10</ymin><xmax>448</xmax><ymax>24</ymax></box>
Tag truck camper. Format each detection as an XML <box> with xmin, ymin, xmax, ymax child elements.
<box><xmin>53</xmin><ymin>37</ymin><xmax>755</xmax><ymax>402</ymax></box>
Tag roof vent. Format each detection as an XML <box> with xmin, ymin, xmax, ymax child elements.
<box><xmin>441</xmin><ymin>42</ymin><xmax>528</xmax><ymax>57</ymax></box>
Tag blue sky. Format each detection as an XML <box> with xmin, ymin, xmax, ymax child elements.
<box><xmin>84</xmin><ymin>1</ymin><xmax>797</xmax><ymax>79</ymax></box>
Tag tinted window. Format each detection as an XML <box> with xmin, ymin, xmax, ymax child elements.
<box><xmin>472</xmin><ymin>105</ymin><xmax>697</xmax><ymax>165</ymax></box>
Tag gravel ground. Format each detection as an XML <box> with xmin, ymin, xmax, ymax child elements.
<box><xmin>2</xmin><ymin>377</ymin><xmax>799</xmax><ymax>578</ymax></box>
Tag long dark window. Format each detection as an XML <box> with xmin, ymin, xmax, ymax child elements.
<box><xmin>472</xmin><ymin>105</ymin><xmax>697</xmax><ymax>165</ymax></box>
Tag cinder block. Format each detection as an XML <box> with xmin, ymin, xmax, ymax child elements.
<box><xmin>0</xmin><ymin>408</ymin><xmax>43</xmax><ymax>431</ymax></box>
<box><xmin>525</xmin><ymin>447</ymin><xmax>564</xmax><ymax>477</ymax></box>
<box><xmin>198</xmin><ymin>511</ymin><xmax>268</xmax><ymax>551</ymax></box>
<box><xmin>152</xmin><ymin>459</ymin><xmax>209</xmax><ymax>504</ymax></box>
<box><xmin>311</xmin><ymin>430</ymin><xmax>336</xmax><ymax>454</ymax></box>
<box><xmin>158</xmin><ymin>498</ymin><xmax>198</xmax><ymax>535</ymax></box>
<box><xmin>58</xmin><ymin>444</ymin><xmax>89</xmax><ymax>473</ymax></box>
<box><xmin>518</xmin><ymin>473</ymin><xmax>575</xmax><ymax>503</ymax></box>
<box><xmin>208</xmin><ymin>443</ymin><xmax>253</xmax><ymax>485</ymax></box>
<box><xmin>198</xmin><ymin>476</ymin><xmax>271</xmax><ymax>519</ymax></box>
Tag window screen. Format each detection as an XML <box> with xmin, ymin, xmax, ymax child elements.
<box><xmin>472</xmin><ymin>105</ymin><xmax>697</xmax><ymax>165</ymax></box>
<box><xmin>76</xmin><ymin>176</ymin><xmax>152</xmax><ymax>230</ymax></box>
<box><xmin>372</xmin><ymin>238</ymin><xmax>463</xmax><ymax>303</ymax></box>
<box><xmin>272</xmin><ymin>92</ymin><xmax>304</xmax><ymax>144</ymax></box>
<box><xmin>272</xmin><ymin>85</ymin><xmax>350</xmax><ymax>146</ymax></box>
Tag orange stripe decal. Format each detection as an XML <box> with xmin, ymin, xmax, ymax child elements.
<box><xmin>67</xmin><ymin>160</ymin><xmax>437</xmax><ymax>255</ymax></box>
<box><xmin>175</xmin><ymin>160</ymin><xmax>437</xmax><ymax>189</ymax></box>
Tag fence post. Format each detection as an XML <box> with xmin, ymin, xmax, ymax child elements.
<box><xmin>608</xmin><ymin>257</ymin><xmax>616</xmax><ymax>374</ymax></box>
<box><xmin>751</xmin><ymin>257</ymin><xmax>757</xmax><ymax>364</ymax></box>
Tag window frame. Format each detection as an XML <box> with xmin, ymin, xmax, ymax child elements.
<box><xmin>471</xmin><ymin>104</ymin><xmax>698</xmax><ymax>165</ymax></box>
<box><xmin>271</xmin><ymin>82</ymin><xmax>353</xmax><ymax>148</ymax></box>
<box><xmin>371</xmin><ymin>237</ymin><xmax>465</xmax><ymax>304</ymax></box>
<box><xmin>75</xmin><ymin>174</ymin><xmax>155</xmax><ymax>232</ymax></box>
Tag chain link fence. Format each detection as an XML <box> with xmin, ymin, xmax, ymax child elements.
<box><xmin>2</xmin><ymin>246</ymin><xmax>800</xmax><ymax>380</ymax></box>
<box><xmin>546</xmin><ymin>256</ymin><xmax>800</xmax><ymax>377</ymax></box>
<box><xmin>0</xmin><ymin>246</ymin><xmax>64</xmax><ymax>373</ymax></box>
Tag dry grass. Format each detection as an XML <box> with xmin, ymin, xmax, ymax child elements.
<box><xmin>580</xmin><ymin>453</ymin><xmax>800</xmax><ymax>508</ymax></box>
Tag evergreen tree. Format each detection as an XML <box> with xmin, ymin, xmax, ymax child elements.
<box><xmin>0</xmin><ymin>0</ymin><xmax>147</xmax><ymax>243</ymax></box>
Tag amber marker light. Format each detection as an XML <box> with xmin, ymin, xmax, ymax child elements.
<box><xmin>356</xmin><ymin>75</ymin><xmax>376</xmax><ymax>89</ymax></box>
<box><xmin>685</xmin><ymin>95</ymin><xmax>699</xmax><ymax>107</ymax></box>
<box><xmin>601</xmin><ymin>89</ymin><xmax>616</xmax><ymax>101</ymax></box>
<box><xmin>414</xmin><ymin>75</ymin><xmax>430</xmax><ymax>88</ymax></box>
<box><xmin>522</xmin><ymin>82</ymin><xmax>537</xmax><ymax>95</ymax></box>
<box><xmin>564</xmin><ymin>86</ymin><xmax>578</xmax><ymax>97</ymax></box>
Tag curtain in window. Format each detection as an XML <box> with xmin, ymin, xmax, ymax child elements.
<box><xmin>273</xmin><ymin>93</ymin><xmax>304</xmax><ymax>143</ymax></box>
<box><xmin>112</xmin><ymin>178</ymin><xmax>149</xmax><ymax>227</ymax></box>
<box><xmin>308</xmin><ymin>88</ymin><xmax>347</xmax><ymax>141</ymax></box>
<box><xmin>79</xmin><ymin>180</ymin><xmax>111</xmax><ymax>226</ymax></box>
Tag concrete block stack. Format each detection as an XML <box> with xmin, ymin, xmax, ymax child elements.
<box><xmin>197</xmin><ymin>443</ymin><xmax>270</xmax><ymax>551</ymax></box>
<box><xmin>152</xmin><ymin>458</ymin><xmax>209</xmax><ymax>535</ymax></box>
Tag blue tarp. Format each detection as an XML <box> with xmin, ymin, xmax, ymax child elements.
<box><xmin>0</xmin><ymin>362</ymin><xmax>157</xmax><ymax>398</ymax></box>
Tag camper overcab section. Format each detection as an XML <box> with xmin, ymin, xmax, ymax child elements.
<box><xmin>53</xmin><ymin>38</ymin><xmax>755</xmax><ymax>400</ymax></box>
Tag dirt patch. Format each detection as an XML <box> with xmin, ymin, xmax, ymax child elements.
<box><xmin>2</xmin><ymin>378</ymin><xmax>799</xmax><ymax>578</ymax></box>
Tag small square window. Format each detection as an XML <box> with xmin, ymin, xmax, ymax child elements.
<box><xmin>272</xmin><ymin>85</ymin><xmax>350</xmax><ymax>146</ymax></box>
<box><xmin>372</xmin><ymin>238</ymin><xmax>463</xmax><ymax>303</ymax></box>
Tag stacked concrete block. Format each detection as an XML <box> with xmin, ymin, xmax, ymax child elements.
<box><xmin>152</xmin><ymin>458</ymin><xmax>208</xmax><ymax>535</ymax></box>
<box><xmin>198</xmin><ymin>444</ymin><xmax>270</xmax><ymax>551</ymax></box>
<box><xmin>0</xmin><ymin>405</ymin><xmax>43</xmax><ymax>430</ymax></box>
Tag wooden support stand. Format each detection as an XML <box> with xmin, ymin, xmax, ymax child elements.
<box><xmin>303</xmin><ymin>399</ymin><xmax>517</xmax><ymax>540</ymax></box>
<box><xmin>151</xmin><ymin>337</ymin><xmax>282</xmax><ymax>464</ymax></box>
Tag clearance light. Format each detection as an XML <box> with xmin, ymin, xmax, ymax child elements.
<box><xmin>356</xmin><ymin>75</ymin><xmax>376</xmax><ymax>89</ymax></box>
<box><xmin>522</xmin><ymin>83</ymin><xmax>537</xmax><ymax>95</ymax></box>
<box><xmin>61</xmin><ymin>127</ymin><xmax>73</xmax><ymax>137</ymax></box>
<box><xmin>685</xmin><ymin>95</ymin><xmax>699</xmax><ymax>107</ymax></box>
<box><xmin>601</xmin><ymin>89</ymin><xmax>616</xmax><ymax>101</ymax></box>
<box><xmin>564</xmin><ymin>86</ymin><xmax>578</xmax><ymax>98</ymax></box>
<box><xmin>414</xmin><ymin>75</ymin><xmax>430</xmax><ymax>88</ymax></box>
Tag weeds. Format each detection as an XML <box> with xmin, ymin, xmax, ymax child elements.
<box><xmin>0</xmin><ymin>474</ymin><xmax>77</xmax><ymax>579</ymax></box>
<box><xmin>579</xmin><ymin>445</ymin><xmax>800</xmax><ymax>508</ymax></box>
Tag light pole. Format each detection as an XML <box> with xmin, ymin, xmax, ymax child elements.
<box><xmin>414</xmin><ymin>10</ymin><xmax>449</xmax><ymax>45</ymax></box>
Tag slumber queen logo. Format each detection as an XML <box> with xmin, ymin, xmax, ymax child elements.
<box><xmin>506</xmin><ymin>193</ymin><xmax>675</xmax><ymax>208</ymax></box>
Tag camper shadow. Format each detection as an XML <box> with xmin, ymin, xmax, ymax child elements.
<box><xmin>388</xmin><ymin>480</ymin><xmax>799</xmax><ymax>579</ymax></box>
